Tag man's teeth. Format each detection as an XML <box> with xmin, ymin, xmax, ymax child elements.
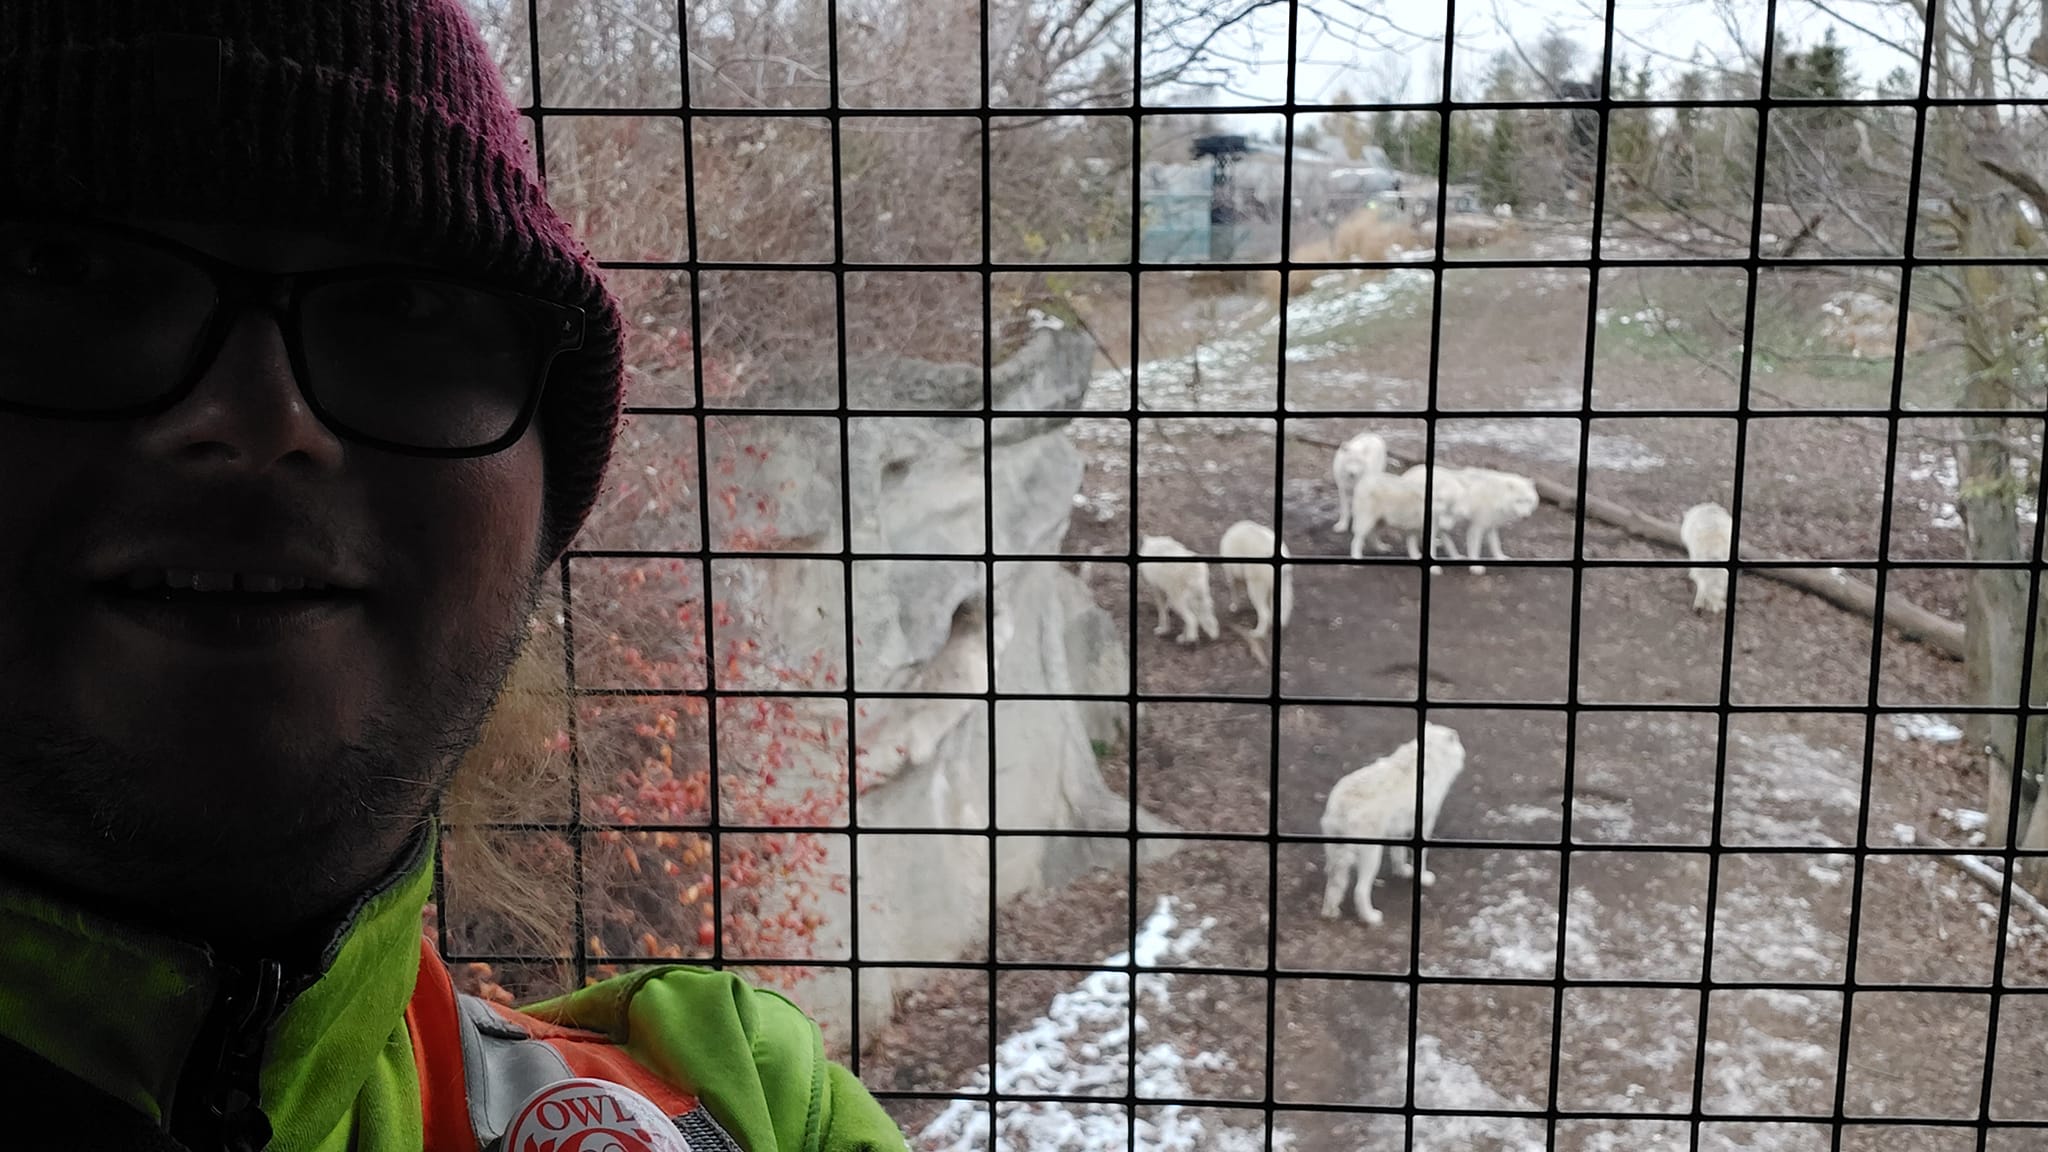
<box><xmin>121</xmin><ymin>569</ymin><xmax>326</xmax><ymax>593</ymax></box>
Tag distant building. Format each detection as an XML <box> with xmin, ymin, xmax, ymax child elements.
<box><xmin>1373</xmin><ymin>181</ymin><xmax>1483</xmax><ymax>223</ymax></box>
<box><xmin>1138</xmin><ymin>138</ymin><xmax>1407</xmax><ymax>262</ymax></box>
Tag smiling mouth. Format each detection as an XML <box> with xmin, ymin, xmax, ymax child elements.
<box><xmin>89</xmin><ymin>572</ymin><xmax>366</xmax><ymax>651</ymax></box>
<box><xmin>96</xmin><ymin>568</ymin><xmax>361</xmax><ymax>604</ymax></box>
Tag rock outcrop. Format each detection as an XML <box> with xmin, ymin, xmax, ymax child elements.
<box><xmin>708</xmin><ymin>330</ymin><xmax>1156</xmax><ymax>1045</ymax></box>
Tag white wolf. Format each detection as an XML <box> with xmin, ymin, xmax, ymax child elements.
<box><xmin>1437</xmin><ymin>466</ymin><xmax>1540</xmax><ymax>575</ymax></box>
<box><xmin>1320</xmin><ymin>722</ymin><xmax>1467</xmax><ymax>926</ymax></box>
<box><xmin>1138</xmin><ymin>534</ymin><xmax>1220</xmax><ymax>644</ymax></box>
<box><xmin>1349</xmin><ymin>465</ymin><xmax>1471</xmax><ymax>573</ymax></box>
<box><xmin>1331</xmin><ymin>431</ymin><xmax>1389</xmax><ymax>536</ymax></box>
<box><xmin>1680</xmin><ymin>502</ymin><xmax>1733</xmax><ymax>613</ymax></box>
<box><xmin>1219</xmin><ymin>520</ymin><xmax>1294</xmax><ymax>639</ymax></box>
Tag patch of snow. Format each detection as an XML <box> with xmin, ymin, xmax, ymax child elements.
<box><xmin>1072</xmin><ymin>488</ymin><xmax>1123</xmax><ymax>524</ymax></box>
<box><xmin>1942</xmin><ymin>807</ymin><xmax>1988</xmax><ymax>832</ymax></box>
<box><xmin>916</xmin><ymin>897</ymin><xmax>1280</xmax><ymax>1152</ymax></box>
<box><xmin>1701</xmin><ymin>990</ymin><xmax>1836</xmax><ymax>1116</ymax></box>
<box><xmin>1409</xmin><ymin>1033</ymin><xmax>1536</xmax><ymax>1113</ymax></box>
<box><xmin>1442</xmin><ymin>884</ymin><xmax>1562</xmax><ymax>977</ymax></box>
<box><xmin>1563</xmin><ymin>1124</ymin><xmax>1689</xmax><ymax>1152</ymax></box>
<box><xmin>1086</xmin><ymin>271</ymin><xmax>1430</xmax><ymax>417</ymax></box>
<box><xmin>1907</xmin><ymin>451</ymin><xmax>1966</xmax><ymax>530</ymax></box>
<box><xmin>1569</xmin><ymin>797</ymin><xmax>1639</xmax><ymax>840</ymax></box>
<box><xmin>1482</xmin><ymin>803</ymin><xmax>1559</xmax><ymax>828</ymax></box>
<box><xmin>1700</xmin><ymin>1122</ymin><xmax>1834</xmax><ymax>1152</ymax></box>
<box><xmin>1280</xmin><ymin>366</ymin><xmax>1424</xmax><ymax>410</ymax></box>
<box><xmin>1565</xmin><ymin>883</ymin><xmax>1702</xmax><ymax>981</ymax></box>
<box><xmin>1366</xmin><ymin>1034</ymin><xmax>1545</xmax><ymax>1152</ymax></box>
<box><xmin>1562</xmin><ymin>991</ymin><xmax>1698</xmax><ymax>1111</ymax></box>
<box><xmin>1892</xmin><ymin>714</ymin><xmax>1963</xmax><ymax>744</ymax></box>
<box><xmin>1270</xmin><ymin>269</ymin><xmax>1432</xmax><ymax>344</ymax></box>
<box><xmin>1528</xmin><ymin>233</ymin><xmax>1594</xmax><ymax>261</ymax></box>
<box><xmin>1891</xmin><ymin>822</ymin><xmax>1918</xmax><ymax>845</ymax></box>
<box><xmin>1431</xmin><ymin>420</ymin><xmax>1666</xmax><ymax>473</ymax></box>
<box><xmin>1711</xmin><ymin>873</ymin><xmax>1845</xmax><ymax>982</ymax></box>
<box><xmin>1723</xmin><ymin>730</ymin><xmax>1861</xmax><ymax>848</ymax></box>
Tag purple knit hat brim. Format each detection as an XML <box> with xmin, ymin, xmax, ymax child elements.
<box><xmin>0</xmin><ymin>1</ymin><xmax>625</xmax><ymax>563</ymax></box>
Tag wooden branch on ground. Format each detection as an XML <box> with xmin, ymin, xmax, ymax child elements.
<box><xmin>1285</xmin><ymin>429</ymin><xmax>1967</xmax><ymax>661</ymax></box>
<box><xmin>1919</xmin><ymin>829</ymin><xmax>2048</xmax><ymax>927</ymax></box>
<box><xmin>1532</xmin><ymin>471</ymin><xmax>1968</xmax><ymax>661</ymax></box>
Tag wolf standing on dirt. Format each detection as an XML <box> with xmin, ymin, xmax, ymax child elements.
<box><xmin>0</xmin><ymin>3</ymin><xmax>905</xmax><ymax>1149</ymax></box>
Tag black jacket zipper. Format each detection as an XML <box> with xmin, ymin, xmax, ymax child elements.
<box><xmin>169</xmin><ymin>955</ymin><xmax>288</xmax><ymax>1152</ymax></box>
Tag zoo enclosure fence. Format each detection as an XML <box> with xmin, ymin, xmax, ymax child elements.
<box><xmin>432</xmin><ymin>0</ymin><xmax>2048</xmax><ymax>1148</ymax></box>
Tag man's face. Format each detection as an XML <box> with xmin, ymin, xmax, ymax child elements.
<box><xmin>0</xmin><ymin>218</ymin><xmax>549</xmax><ymax>935</ymax></box>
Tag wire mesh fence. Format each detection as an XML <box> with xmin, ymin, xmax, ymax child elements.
<box><xmin>432</xmin><ymin>0</ymin><xmax>2048</xmax><ymax>1147</ymax></box>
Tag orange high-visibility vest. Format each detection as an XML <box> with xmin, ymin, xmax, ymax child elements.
<box><xmin>405</xmin><ymin>940</ymin><xmax>746</xmax><ymax>1152</ymax></box>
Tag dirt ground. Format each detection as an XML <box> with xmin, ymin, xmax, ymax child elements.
<box><xmin>858</xmin><ymin>240</ymin><xmax>2048</xmax><ymax>1151</ymax></box>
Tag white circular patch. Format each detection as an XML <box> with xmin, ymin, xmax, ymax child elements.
<box><xmin>503</xmin><ymin>1078</ymin><xmax>693</xmax><ymax>1152</ymax></box>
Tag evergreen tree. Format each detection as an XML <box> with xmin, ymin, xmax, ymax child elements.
<box><xmin>1322</xmin><ymin>87</ymin><xmax>1374</xmax><ymax>161</ymax></box>
<box><xmin>1482</xmin><ymin>107</ymin><xmax>1520</xmax><ymax>206</ymax></box>
<box><xmin>1608</xmin><ymin>60</ymin><xmax>1657</xmax><ymax>203</ymax></box>
<box><xmin>1670</xmin><ymin>65</ymin><xmax>1708</xmax><ymax>205</ymax></box>
<box><xmin>1447</xmin><ymin>111</ymin><xmax>1486</xmax><ymax>185</ymax></box>
<box><xmin>1533</xmin><ymin>28</ymin><xmax>1581</xmax><ymax>97</ymax></box>
<box><xmin>1370</xmin><ymin>107</ymin><xmax>1397</xmax><ymax>157</ymax></box>
<box><xmin>1391</xmin><ymin>111</ymin><xmax>1440</xmax><ymax>178</ymax></box>
<box><xmin>1767</xmin><ymin>28</ymin><xmax>1861</xmax><ymax>216</ymax></box>
<box><xmin>1774</xmin><ymin>27</ymin><xmax>1855</xmax><ymax>104</ymax></box>
<box><xmin>1477</xmin><ymin>51</ymin><xmax>1523</xmax><ymax>207</ymax></box>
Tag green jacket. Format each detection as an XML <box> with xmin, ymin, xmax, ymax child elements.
<box><xmin>0</xmin><ymin>839</ymin><xmax>908</xmax><ymax>1151</ymax></box>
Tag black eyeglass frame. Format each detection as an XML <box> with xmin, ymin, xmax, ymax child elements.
<box><xmin>0</xmin><ymin>213</ymin><xmax>588</xmax><ymax>458</ymax></box>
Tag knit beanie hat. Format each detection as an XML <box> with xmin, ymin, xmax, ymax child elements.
<box><xmin>0</xmin><ymin>0</ymin><xmax>626</xmax><ymax>563</ymax></box>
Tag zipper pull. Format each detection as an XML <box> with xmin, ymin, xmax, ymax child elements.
<box><xmin>207</xmin><ymin>957</ymin><xmax>282</xmax><ymax>1151</ymax></box>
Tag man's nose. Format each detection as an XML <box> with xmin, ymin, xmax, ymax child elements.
<box><xmin>131</xmin><ymin>305</ymin><xmax>348</xmax><ymax>473</ymax></box>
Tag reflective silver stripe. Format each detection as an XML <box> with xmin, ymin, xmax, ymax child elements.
<box><xmin>453</xmin><ymin>992</ymin><xmax>749</xmax><ymax>1152</ymax></box>
<box><xmin>455</xmin><ymin>993</ymin><xmax>574</xmax><ymax>1145</ymax></box>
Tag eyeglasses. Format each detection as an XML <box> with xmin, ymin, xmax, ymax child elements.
<box><xmin>0</xmin><ymin>215</ymin><xmax>586</xmax><ymax>456</ymax></box>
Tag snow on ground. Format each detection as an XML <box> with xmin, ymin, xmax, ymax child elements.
<box><xmin>1430</xmin><ymin>419</ymin><xmax>1665</xmax><ymax>472</ymax></box>
<box><xmin>1083</xmin><ymin>270</ymin><xmax>1431</xmax><ymax>416</ymax></box>
<box><xmin>1939</xmin><ymin>807</ymin><xmax>1990</xmax><ymax>847</ymax></box>
<box><xmin>916</xmin><ymin>897</ymin><xmax>1284</xmax><ymax>1152</ymax></box>
<box><xmin>1723</xmin><ymin>729</ymin><xmax>1863</xmax><ymax>847</ymax></box>
<box><xmin>1272</xmin><ymin>269</ymin><xmax>1432</xmax><ymax>369</ymax></box>
<box><xmin>1418</xmin><ymin>730</ymin><xmax>1864</xmax><ymax>1149</ymax></box>
<box><xmin>1906</xmin><ymin>451</ymin><xmax>1964</xmax><ymax>531</ymax></box>
<box><xmin>1569</xmin><ymin>797</ymin><xmax>1638</xmax><ymax>840</ymax></box>
<box><xmin>1041</xmin><ymin>258</ymin><xmax>2038</xmax><ymax>1151</ymax></box>
<box><xmin>1373</xmin><ymin>1035</ymin><xmax>1548</xmax><ymax>1152</ymax></box>
<box><xmin>1482</xmin><ymin>803</ymin><xmax>1563</xmax><ymax>830</ymax></box>
<box><xmin>1892</xmin><ymin>713</ymin><xmax>1964</xmax><ymax>744</ymax></box>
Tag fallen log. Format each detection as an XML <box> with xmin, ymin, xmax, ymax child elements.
<box><xmin>1286</xmin><ymin>429</ymin><xmax>1967</xmax><ymax>661</ymax></box>
<box><xmin>1918</xmin><ymin>829</ymin><xmax>2048</xmax><ymax>927</ymax></box>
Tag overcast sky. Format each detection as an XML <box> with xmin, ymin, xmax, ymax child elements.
<box><xmin>1164</xmin><ymin>0</ymin><xmax>1926</xmax><ymax>111</ymax></box>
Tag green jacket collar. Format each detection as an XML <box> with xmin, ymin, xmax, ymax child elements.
<box><xmin>0</xmin><ymin>835</ymin><xmax>433</xmax><ymax>1139</ymax></box>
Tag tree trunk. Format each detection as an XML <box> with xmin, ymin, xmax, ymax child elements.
<box><xmin>1955</xmin><ymin>253</ymin><xmax>2037</xmax><ymax>848</ymax></box>
<box><xmin>2023</xmin><ymin>768</ymin><xmax>2048</xmax><ymax>876</ymax></box>
<box><xmin>1928</xmin><ymin>22</ymin><xmax>2048</xmax><ymax>866</ymax></box>
<box><xmin>2022</xmin><ymin>530</ymin><xmax>2048</xmax><ymax>876</ymax></box>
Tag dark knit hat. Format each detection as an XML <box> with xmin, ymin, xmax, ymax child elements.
<box><xmin>0</xmin><ymin>0</ymin><xmax>626</xmax><ymax>562</ymax></box>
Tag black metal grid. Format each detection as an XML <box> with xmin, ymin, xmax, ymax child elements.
<box><xmin>432</xmin><ymin>0</ymin><xmax>2048</xmax><ymax>1147</ymax></box>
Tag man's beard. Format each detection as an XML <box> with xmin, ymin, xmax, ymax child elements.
<box><xmin>0</xmin><ymin>592</ymin><xmax>539</xmax><ymax>947</ymax></box>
